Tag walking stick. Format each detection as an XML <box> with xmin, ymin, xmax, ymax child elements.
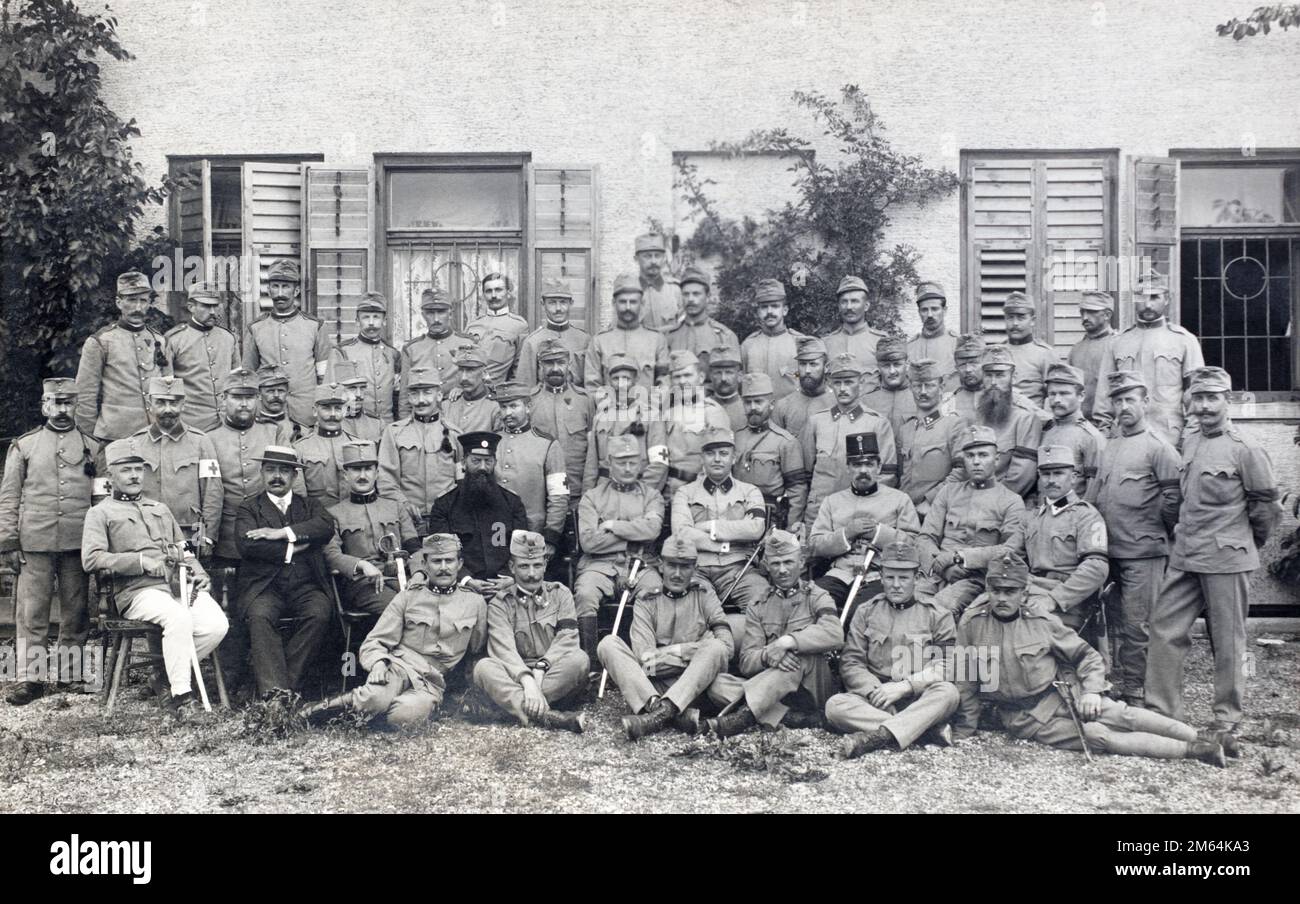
<box><xmin>597</xmin><ymin>557</ymin><xmax>642</xmax><ymax>700</ymax></box>
<box><xmin>840</xmin><ymin>525</ymin><xmax>883</xmax><ymax>627</ymax></box>
<box><xmin>1053</xmin><ymin>680</ymin><xmax>1094</xmax><ymax>763</ymax></box>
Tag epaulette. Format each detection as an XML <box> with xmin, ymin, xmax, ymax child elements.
<box><xmin>92</xmin><ymin>323</ymin><xmax>118</xmax><ymax>338</ymax></box>
<box><xmin>1226</xmin><ymin>426</ymin><xmax>1245</xmax><ymax>442</ymax></box>
<box><xmin>1034</xmin><ymin>338</ymin><xmax>1055</xmax><ymax>350</ymax></box>
<box><xmin>766</xmin><ymin>422</ymin><xmax>796</xmax><ymax>441</ymax></box>
<box><xmin>1167</xmin><ymin>323</ymin><xmax>1195</xmax><ymax>336</ymax></box>
<box><xmin>531</xmin><ymin>427</ymin><xmax>556</xmax><ymax>441</ymax></box>
<box><xmin>299</xmin><ymin>311</ymin><xmax>321</xmax><ymax>323</ymax></box>
<box><xmin>184</xmin><ymin>426</ymin><xmax>207</xmax><ymax>438</ymax></box>
<box><xmin>400</xmin><ymin>334</ymin><xmax>429</xmax><ymax>351</ymax></box>
<box><xmin>958</xmin><ymin>598</ymin><xmax>990</xmax><ymax>626</ymax></box>
<box><xmin>164</xmin><ymin>323</ymin><xmax>186</xmax><ymax>338</ymax></box>
<box><xmin>249</xmin><ymin>312</ymin><xmax>272</xmax><ymax>325</ymax></box>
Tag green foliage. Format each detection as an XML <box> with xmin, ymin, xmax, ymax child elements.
<box><xmin>675</xmin><ymin>85</ymin><xmax>959</xmax><ymax>342</ymax></box>
<box><xmin>0</xmin><ymin>0</ymin><xmax>173</xmax><ymax>435</ymax></box>
<box><xmin>1217</xmin><ymin>4</ymin><xmax>1300</xmax><ymax>39</ymax></box>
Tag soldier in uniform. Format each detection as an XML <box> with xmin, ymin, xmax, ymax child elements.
<box><xmin>164</xmin><ymin>282</ymin><xmax>239</xmax><ymax>432</ymax></box>
<box><xmin>907</xmin><ymin>282</ymin><xmax>959</xmax><ymax>387</ymax></box>
<box><xmin>945</xmin><ymin>333</ymin><xmax>987</xmax><ymax>421</ymax></box>
<box><xmin>336</xmin><ymin>291</ymin><xmax>400</xmax><ymax>422</ymax></box>
<box><xmin>324</xmin><ymin>440</ymin><xmax>422</xmax><ymax>618</ymax></box>
<box><xmin>303</xmin><ymin>533</ymin><xmax>487</xmax><ymax>728</ymax></box>
<box><xmin>442</xmin><ymin>348</ymin><xmax>501</xmax><ymax>444</ymax></box>
<box><xmin>1</xmin><ymin>379</ymin><xmax>101</xmax><ymax>703</ymax></box>
<box><xmin>824</xmin><ymin>275</ymin><xmax>887</xmax><ymax>376</ymax></box>
<box><xmin>974</xmin><ymin>345</ymin><xmax>1043</xmax><ymax>498</ymax></box>
<box><xmin>291</xmin><ymin>383</ymin><xmax>358</xmax><ymax>507</ymax></box>
<box><xmin>1068</xmin><ymin>290</ymin><xmax>1117</xmax><ymax>422</ymax></box>
<box><xmin>1146</xmin><ymin>366</ymin><xmax>1281</xmax><ymax>737</ymax></box>
<box><xmin>241</xmin><ymin>259</ymin><xmax>332</xmax><ymax>428</ymax></box>
<box><xmin>915</xmin><ymin>425</ymin><xmax>1027</xmax><ymax>616</ymax></box>
<box><xmin>632</xmin><ymin>233</ymin><xmax>682</xmax><ymax>331</ymax></box>
<box><xmin>378</xmin><ymin>367</ymin><xmax>456</xmax><ymax>536</ymax></box>
<box><xmin>528</xmin><ymin>338</ymin><xmax>594</xmax><ymax>503</ymax></box>
<box><xmin>740</xmin><ymin>279</ymin><xmax>806</xmax><ymax>400</ymax></box>
<box><xmin>706</xmin><ymin>530</ymin><xmax>844</xmax><ymax>737</ymax></box>
<box><xmin>583</xmin><ymin>273</ymin><xmax>670</xmax><ymax>393</ymax></box>
<box><xmin>516</xmin><ymin>278</ymin><xmax>590</xmax><ymax>388</ymax></box>
<box><xmin>809</xmin><ymin>432</ymin><xmax>921</xmax><ymax>616</ymax></box>
<box><xmin>490</xmin><ymin>381</ymin><xmax>569</xmax><ymax>552</ymax></box>
<box><xmin>82</xmin><ymin>438</ymin><xmax>229</xmax><ymax>711</ymax></box>
<box><xmin>398</xmin><ymin>288</ymin><xmax>476</xmax><ymax>417</ymax></box>
<box><xmin>771</xmin><ymin>336</ymin><xmax>834</xmax><ymax>437</ymax></box>
<box><xmin>1000</xmin><ymin>291</ymin><xmax>1060</xmax><ymax>406</ymax></box>
<box><xmin>1024</xmin><ymin>445</ymin><xmax>1110</xmax><ymax>631</ymax></box>
<box><xmin>897</xmin><ymin>358</ymin><xmax>969</xmax><ymax>521</ymax></box>
<box><xmin>469</xmin><ymin>530</ymin><xmax>588</xmax><ymax>733</ymax></box>
<box><xmin>803</xmin><ymin>352</ymin><xmax>900</xmax><ymax>527</ymax></box>
<box><xmin>130</xmin><ymin>376</ymin><xmax>223</xmax><ymax>554</ymax></box>
<box><xmin>664</xmin><ymin>267</ymin><xmax>739</xmax><ymax>380</ymax></box>
<box><xmin>1041</xmin><ymin>362</ymin><xmax>1107</xmax><ymax>497</ymax></box>
<box><xmin>465</xmin><ymin>272</ymin><xmax>528</xmax><ymax>386</ymax></box>
<box><xmin>954</xmin><ymin>553</ymin><xmax>1229</xmax><ymax>767</ymax></box>
<box><xmin>861</xmin><ymin>335</ymin><xmax>917</xmax><ymax>445</ymax></box>
<box><xmin>583</xmin><ymin>353</ymin><xmax>668</xmax><ymax>492</ymax></box>
<box><xmin>705</xmin><ymin>346</ymin><xmax>747</xmax><ymax>431</ymax></box>
<box><xmin>598</xmin><ymin>533</ymin><xmax>734</xmax><ymax>740</ymax></box>
<box><xmin>825</xmin><ymin>539</ymin><xmax>959</xmax><ymax>757</ymax></box>
<box><xmin>1094</xmin><ymin>277</ymin><xmax>1204</xmax><ymax>447</ymax></box>
<box><xmin>254</xmin><ymin>365</ymin><xmax>304</xmax><ymax>444</ymax></box>
<box><xmin>661</xmin><ymin>350</ymin><xmax>731</xmax><ymax>502</ymax></box>
<box><xmin>1085</xmin><ymin>370</ymin><xmax>1182</xmax><ymax>706</ymax></box>
<box><xmin>332</xmin><ymin>360</ymin><xmax>385</xmax><ymax>445</ymax></box>
<box><xmin>732</xmin><ymin>373</ymin><xmax>807</xmax><ymax>532</ymax></box>
<box><xmin>74</xmin><ymin>270</ymin><xmax>170</xmax><ymax>441</ymax></box>
<box><xmin>574</xmin><ymin>435</ymin><xmax>665</xmax><ymax>662</ymax></box>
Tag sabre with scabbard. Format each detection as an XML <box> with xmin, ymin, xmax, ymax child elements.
<box><xmin>597</xmin><ymin>556</ymin><xmax>643</xmax><ymax>700</ymax></box>
<box><xmin>840</xmin><ymin>524</ymin><xmax>883</xmax><ymax>627</ymax></box>
<box><xmin>719</xmin><ymin>521</ymin><xmax>773</xmax><ymax>608</ymax></box>
<box><xmin>164</xmin><ymin>540</ymin><xmax>212</xmax><ymax>712</ymax></box>
<box><xmin>1053</xmin><ymin>679</ymin><xmax>1094</xmax><ymax>763</ymax></box>
<box><xmin>379</xmin><ymin>532</ymin><xmax>408</xmax><ymax>592</ymax></box>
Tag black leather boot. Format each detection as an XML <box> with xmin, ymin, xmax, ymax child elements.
<box><xmin>6</xmin><ymin>681</ymin><xmax>44</xmax><ymax>706</ymax></box>
<box><xmin>706</xmin><ymin>705</ymin><xmax>757</xmax><ymax>739</ymax></box>
<box><xmin>781</xmin><ymin>709</ymin><xmax>824</xmax><ymax>730</ymax></box>
<box><xmin>621</xmin><ymin>696</ymin><xmax>678</xmax><ymax>740</ymax></box>
<box><xmin>301</xmin><ymin>693</ymin><xmax>354</xmax><ymax>726</ymax></box>
<box><xmin>578</xmin><ymin>616</ymin><xmax>599</xmax><ymax>671</ymax></box>
<box><xmin>674</xmin><ymin>707</ymin><xmax>702</xmax><ymax>736</ymax></box>
<box><xmin>1198</xmin><ymin>728</ymin><xmax>1241</xmax><ymax>759</ymax></box>
<box><xmin>1188</xmin><ymin>739</ymin><xmax>1227</xmax><ymax>768</ymax></box>
<box><xmin>841</xmin><ymin>727</ymin><xmax>896</xmax><ymax>759</ymax></box>
<box><xmin>541</xmin><ymin>710</ymin><xmax>587</xmax><ymax>733</ymax></box>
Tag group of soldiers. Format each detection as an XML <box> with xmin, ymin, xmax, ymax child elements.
<box><xmin>0</xmin><ymin>231</ymin><xmax>1282</xmax><ymax>768</ymax></box>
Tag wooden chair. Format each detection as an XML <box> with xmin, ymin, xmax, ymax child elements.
<box><xmin>331</xmin><ymin>571</ymin><xmax>376</xmax><ymax>693</ymax></box>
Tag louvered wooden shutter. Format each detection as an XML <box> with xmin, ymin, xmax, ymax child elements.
<box><xmin>241</xmin><ymin>162</ymin><xmax>303</xmax><ymax>327</ymax></box>
<box><xmin>1043</xmin><ymin>157</ymin><xmax>1111</xmax><ymax>358</ymax></box>
<box><xmin>528</xmin><ymin>165</ymin><xmax>599</xmax><ymax>331</ymax></box>
<box><xmin>966</xmin><ymin>158</ymin><xmax>1036</xmax><ymax>342</ymax></box>
<box><xmin>303</xmin><ymin>165</ymin><xmax>375</xmax><ymax>349</ymax></box>
<box><xmin>170</xmin><ymin>160</ymin><xmax>211</xmax><ymax>318</ymax></box>
<box><xmin>1130</xmin><ymin>156</ymin><xmax>1180</xmax><ymax>320</ymax></box>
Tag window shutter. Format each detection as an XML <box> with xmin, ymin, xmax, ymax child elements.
<box><xmin>240</xmin><ymin>162</ymin><xmax>304</xmax><ymax>328</ymax></box>
<box><xmin>966</xmin><ymin>158</ymin><xmax>1036</xmax><ymax>342</ymax></box>
<box><xmin>528</xmin><ymin>165</ymin><xmax>599</xmax><ymax>331</ymax></box>
<box><xmin>171</xmin><ymin>160</ymin><xmax>211</xmax><ymax>317</ymax></box>
<box><xmin>303</xmin><ymin>165</ymin><xmax>375</xmax><ymax>349</ymax></box>
<box><xmin>1130</xmin><ymin>156</ymin><xmax>1181</xmax><ymax>320</ymax></box>
<box><xmin>1043</xmin><ymin>157</ymin><xmax>1110</xmax><ymax>358</ymax></box>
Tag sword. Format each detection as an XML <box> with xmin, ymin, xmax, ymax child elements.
<box><xmin>597</xmin><ymin>557</ymin><xmax>642</xmax><ymax>700</ymax></box>
<box><xmin>166</xmin><ymin>541</ymin><xmax>212</xmax><ymax>713</ymax></box>
<box><xmin>840</xmin><ymin>525</ymin><xmax>883</xmax><ymax>627</ymax></box>
<box><xmin>379</xmin><ymin>532</ymin><xmax>408</xmax><ymax>591</ymax></box>
<box><xmin>1053</xmin><ymin>679</ymin><xmax>1093</xmax><ymax>763</ymax></box>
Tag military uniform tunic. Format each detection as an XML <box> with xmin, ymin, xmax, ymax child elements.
<box><xmin>1024</xmin><ymin>492</ymin><xmax>1109</xmax><ymax>624</ymax></box>
<box><xmin>732</xmin><ymin>422</ymin><xmax>808</xmax><ymax>528</ymax></box>
<box><xmin>770</xmin><ymin>385</ymin><xmax>834</xmax><ymax>438</ymax></box>
<box><xmin>208</xmin><ymin>420</ymin><xmax>282</xmax><ymax>559</ymax></box>
<box><xmin>130</xmin><ymin>423</ymin><xmax>223</xmax><ymax>547</ymax></box>
<box><xmin>1067</xmin><ymin>327</ymin><xmax>1116</xmax><ymax>420</ymax></box>
<box><xmin>338</xmin><ymin>335</ymin><xmax>400</xmax><ymax>421</ymax></box>
<box><xmin>1041</xmin><ymin>412</ymin><xmax>1107</xmax><ymax>495</ymax></box>
<box><xmin>671</xmin><ymin>475</ymin><xmax>769</xmax><ymax>617</ymax></box>
<box><xmin>809</xmin><ymin>484</ymin><xmax>921</xmax><ymax>586</ymax></box>
<box><xmin>342</xmin><ymin>412</ymin><xmax>385</xmax><ymax>445</ymax></box>
<box><xmin>1094</xmin><ymin>319</ymin><xmax>1204</xmax><ymax>446</ymax></box>
<box><xmin>662</xmin><ymin>395</ymin><xmax>732</xmax><ymax>495</ymax></box>
<box><xmin>242</xmin><ymin>310</ymin><xmax>332</xmax><ymax>427</ymax></box>
<box><xmin>639</xmin><ymin>277</ymin><xmax>683</xmax><ymax>332</ymax></box>
<box><xmin>803</xmin><ymin>403</ymin><xmax>900</xmax><ymax>526</ymax></box>
<box><xmin>907</xmin><ymin>328</ymin><xmax>960</xmax><ymax>381</ymax></box>
<box><xmin>325</xmin><ymin>491</ymin><xmax>421</xmax><ymax>615</ymax></box>
<box><xmin>74</xmin><ymin>322</ymin><xmax>170</xmax><ymax>440</ymax></box>
<box><xmin>292</xmin><ymin>427</ymin><xmax>360</xmax><ymax>508</ymax></box>
<box><xmin>574</xmin><ymin>479</ymin><xmax>666</xmax><ymax>619</ymax></box>
<box><xmin>516</xmin><ymin>323</ymin><xmax>590</xmax><ymax>388</ymax></box>
<box><xmin>861</xmin><ymin>384</ymin><xmax>918</xmax><ymax>453</ymax></box>
<box><xmin>442</xmin><ymin>391</ymin><xmax>501</xmax><ymax>444</ymax></box>
<box><xmin>528</xmin><ymin>383</ymin><xmax>594</xmax><ymax>501</ymax></box>
<box><xmin>1003</xmin><ymin>337</ymin><xmax>1060</xmax><ymax>405</ymax></box>
<box><xmin>398</xmin><ymin>330</ymin><xmax>477</xmax><ymax>418</ymax></box>
<box><xmin>583</xmin><ymin>390</ymin><xmax>668</xmax><ymax>491</ymax></box>
<box><xmin>583</xmin><ymin>324</ymin><xmax>669</xmax><ymax>393</ymax></box>
<box><xmin>664</xmin><ymin>317</ymin><xmax>740</xmax><ymax>373</ymax></box>
<box><xmin>466</xmin><ymin>312</ymin><xmax>526</xmax><ymax>385</ymax></box>
<box><xmin>164</xmin><ymin>321</ymin><xmax>239</xmax><ymax>431</ymax></box>
<box><xmin>897</xmin><ymin>409</ymin><xmax>969</xmax><ymax>519</ymax></box>
<box><xmin>740</xmin><ymin>327</ymin><xmax>807</xmax><ymax>400</ymax></box>
<box><xmin>823</xmin><ymin>324</ymin><xmax>887</xmax><ymax>376</ymax></box>
<box><xmin>378</xmin><ymin>414</ymin><xmax>458</xmax><ymax>531</ymax></box>
<box><xmin>494</xmin><ymin>425</ymin><xmax>569</xmax><ymax>547</ymax></box>
<box><xmin>915</xmin><ymin>480</ymin><xmax>1027</xmax><ymax>613</ymax></box>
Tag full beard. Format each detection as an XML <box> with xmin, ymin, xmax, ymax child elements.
<box><xmin>977</xmin><ymin>386</ymin><xmax>1013</xmax><ymax>428</ymax></box>
<box><xmin>463</xmin><ymin>471</ymin><xmax>497</xmax><ymax>502</ymax></box>
<box><xmin>799</xmin><ymin>374</ymin><xmax>823</xmax><ymax>394</ymax></box>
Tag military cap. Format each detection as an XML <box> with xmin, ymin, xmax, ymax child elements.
<box><xmin>539</xmin><ymin>278</ymin><xmax>573</xmax><ymax>301</ymax></box>
<box><xmin>1036</xmin><ymin>444</ymin><xmax>1077</xmax><ymax>471</ymax></box>
<box><xmin>828</xmin><ymin>352</ymin><xmax>865</xmax><ymax>378</ymax></box>
<box><xmin>536</xmin><ymin>338</ymin><xmax>570</xmax><ymax>362</ymax></box>
<box><xmin>509</xmin><ymin>529</ymin><xmax>548</xmax><ymax>560</ymax></box>
<box><xmin>455</xmin><ymin>348</ymin><xmax>487</xmax><ymax>369</ymax></box>
<box><xmin>845</xmin><ymin>432</ymin><xmax>879</xmax><ymax>460</ymax></box>
<box><xmin>357</xmin><ymin>291</ymin><xmax>388</xmax><ymax>313</ymax></box>
<box><xmin>405</xmin><ymin>367</ymin><xmax>440</xmax><ymax>390</ymax></box>
<box><xmin>491</xmin><ymin>380</ymin><xmax>532</xmax><ymax>403</ymax></box>
<box><xmin>221</xmin><ymin>368</ymin><xmax>259</xmax><ymax>395</ymax></box>
<box><xmin>1188</xmin><ymin>366</ymin><xmax>1232</xmax><ymax>395</ymax></box>
<box><xmin>147</xmin><ymin>375</ymin><xmax>185</xmax><ymax>399</ymax></box>
<box><xmin>959</xmin><ymin>424</ymin><xmax>999</xmax><ymax>451</ymax></box>
<box><xmin>420</xmin><ymin>287</ymin><xmax>451</xmax><ymax>310</ymax></box>
<box><xmin>607</xmin><ymin>434</ymin><xmax>640</xmax><ymax>459</ymax></box>
<box><xmin>740</xmin><ymin>372</ymin><xmax>775</xmax><ymax>397</ymax></box>
<box><xmin>1002</xmin><ymin>291</ymin><xmax>1035</xmax><ymax>315</ymax></box>
<box><xmin>116</xmin><ymin>271</ymin><xmax>151</xmax><ymax>297</ymax></box>
<box><xmin>763</xmin><ymin>529</ymin><xmax>802</xmax><ymax>558</ymax></box>
<box><xmin>908</xmin><ymin>358</ymin><xmax>942</xmax><ymax>383</ymax></box>
<box><xmin>668</xmin><ymin>349</ymin><xmax>701</xmax><ymax>376</ymax></box>
<box><xmin>953</xmin><ymin>333</ymin><xmax>986</xmax><ymax>362</ymax></box>
<box><xmin>1079</xmin><ymin>290</ymin><xmax>1114</xmax><ymax>312</ymax></box>
<box><xmin>612</xmin><ymin>273</ymin><xmax>644</xmax><ymax>297</ymax></box>
<box><xmin>251</xmin><ymin>445</ymin><xmax>305</xmax><ymax>468</ymax></box>
<box><xmin>679</xmin><ymin>266</ymin><xmax>710</xmax><ymax>290</ymax></box>
<box><xmin>1105</xmin><ymin>369</ymin><xmax>1147</xmax><ymax>398</ymax></box>
<box><xmin>458</xmin><ymin>431</ymin><xmax>501</xmax><ymax>456</ymax></box>
<box><xmin>341</xmin><ymin>440</ymin><xmax>380</xmax><ymax>468</ymax></box>
<box><xmin>187</xmin><ymin>282</ymin><xmax>221</xmax><ymax>303</ymax></box>
<box><xmin>105</xmin><ymin>438</ymin><xmax>145</xmax><ymax>466</ymax></box>
<box><xmin>313</xmin><ymin>383</ymin><xmax>348</xmax><ymax>405</ymax></box>
<box><xmin>41</xmin><ymin>378</ymin><xmax>77</xmax><ymax>399</ymax></box>
<box><xmin>634</xmin><ymin>233</ymin><xmax>667</xmax><ymax>254</ymax></box>
<box><xmin>1044</xmin><ymin>363</ymin><xmax>1085</xmax><ymax>388</ymax></box>
<box><xmin>604</xmin><ymin>353</ymin><xmax>638</xmax><ymax>378</ymax></box>
<box><xmin>915</xmin><ymin>281</ymin><xmax>947</xmax><ymax>304</ymax></box>
<box><xmin>700</xmin><ymin>426</ymin><xmax>735</xmax><ymax>450</ymax></box>
<box><xmin>795</xmin><ymin>336</ymin><xmax>828</xmax><ymax>361</ymax></box>
<box><xmin>753</xmin><ymin>279</ymin><xmax>787</xmax><ymax>304</ymax></box>
<box><xmin>422</xmin><ymin>533</ymin><xmax>462</xmax><ymax>556</ymax></box>
<box><xmin>331</xmin><ymin>360</ymin><xmax>367</xmax><ymax>386</ymax></box>
<box><xmin>875</xmin><ymin>336</ymin><xmax>908</xmax><ymax>363</ymax></box>
<box><xmin>660</xmin><ymin>533</ymin><xmax>699</xmax><ymax>563</ymax></box>
<box><xmin>706</xmin><ymin>346</ymin><xmax>741</xmax><ymax>369</ymax></box>
<box><xmin>1135</xmin><ymin>275</ymin><xmax>1170</xmax><ymax>297</ymax></box>
<box><xmin>836</xmin><ymin>275</ymin><xmax>868</xmax><ymax>297</ymax></box>
<box><xmin>986</xmin><ymin>552</ymin><xmax>1030</xmax><ymax>589</ymax></box>
<box><xmin>880</xmin><ymin>540</ymin><xmax>921</xmax><ymax>570</ymax></box>
<box><xmin>257</xmin><ymin>365</ymin><xmax>290</xmax><ymax>388</ymax></box>
<box><xmin>266</xmin><ymin>259</ymin><xmax>300</xmax><ymax>284</ymax></box>
<box><xmin>981</xmin><ymin>345</ymin><xmax>1015</xmax><ymax>371</ymax></box>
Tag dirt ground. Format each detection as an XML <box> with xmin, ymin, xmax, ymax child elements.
<box><xmin>1</xmin><ymin>633</ymin><xmax>1298</xmax><ymax>814</ymax></box>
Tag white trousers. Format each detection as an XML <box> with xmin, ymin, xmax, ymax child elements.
<box><xmin>122</xmin><ymin>588</ymin><xmax>229</xmax><ymax>695</ymax></box>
